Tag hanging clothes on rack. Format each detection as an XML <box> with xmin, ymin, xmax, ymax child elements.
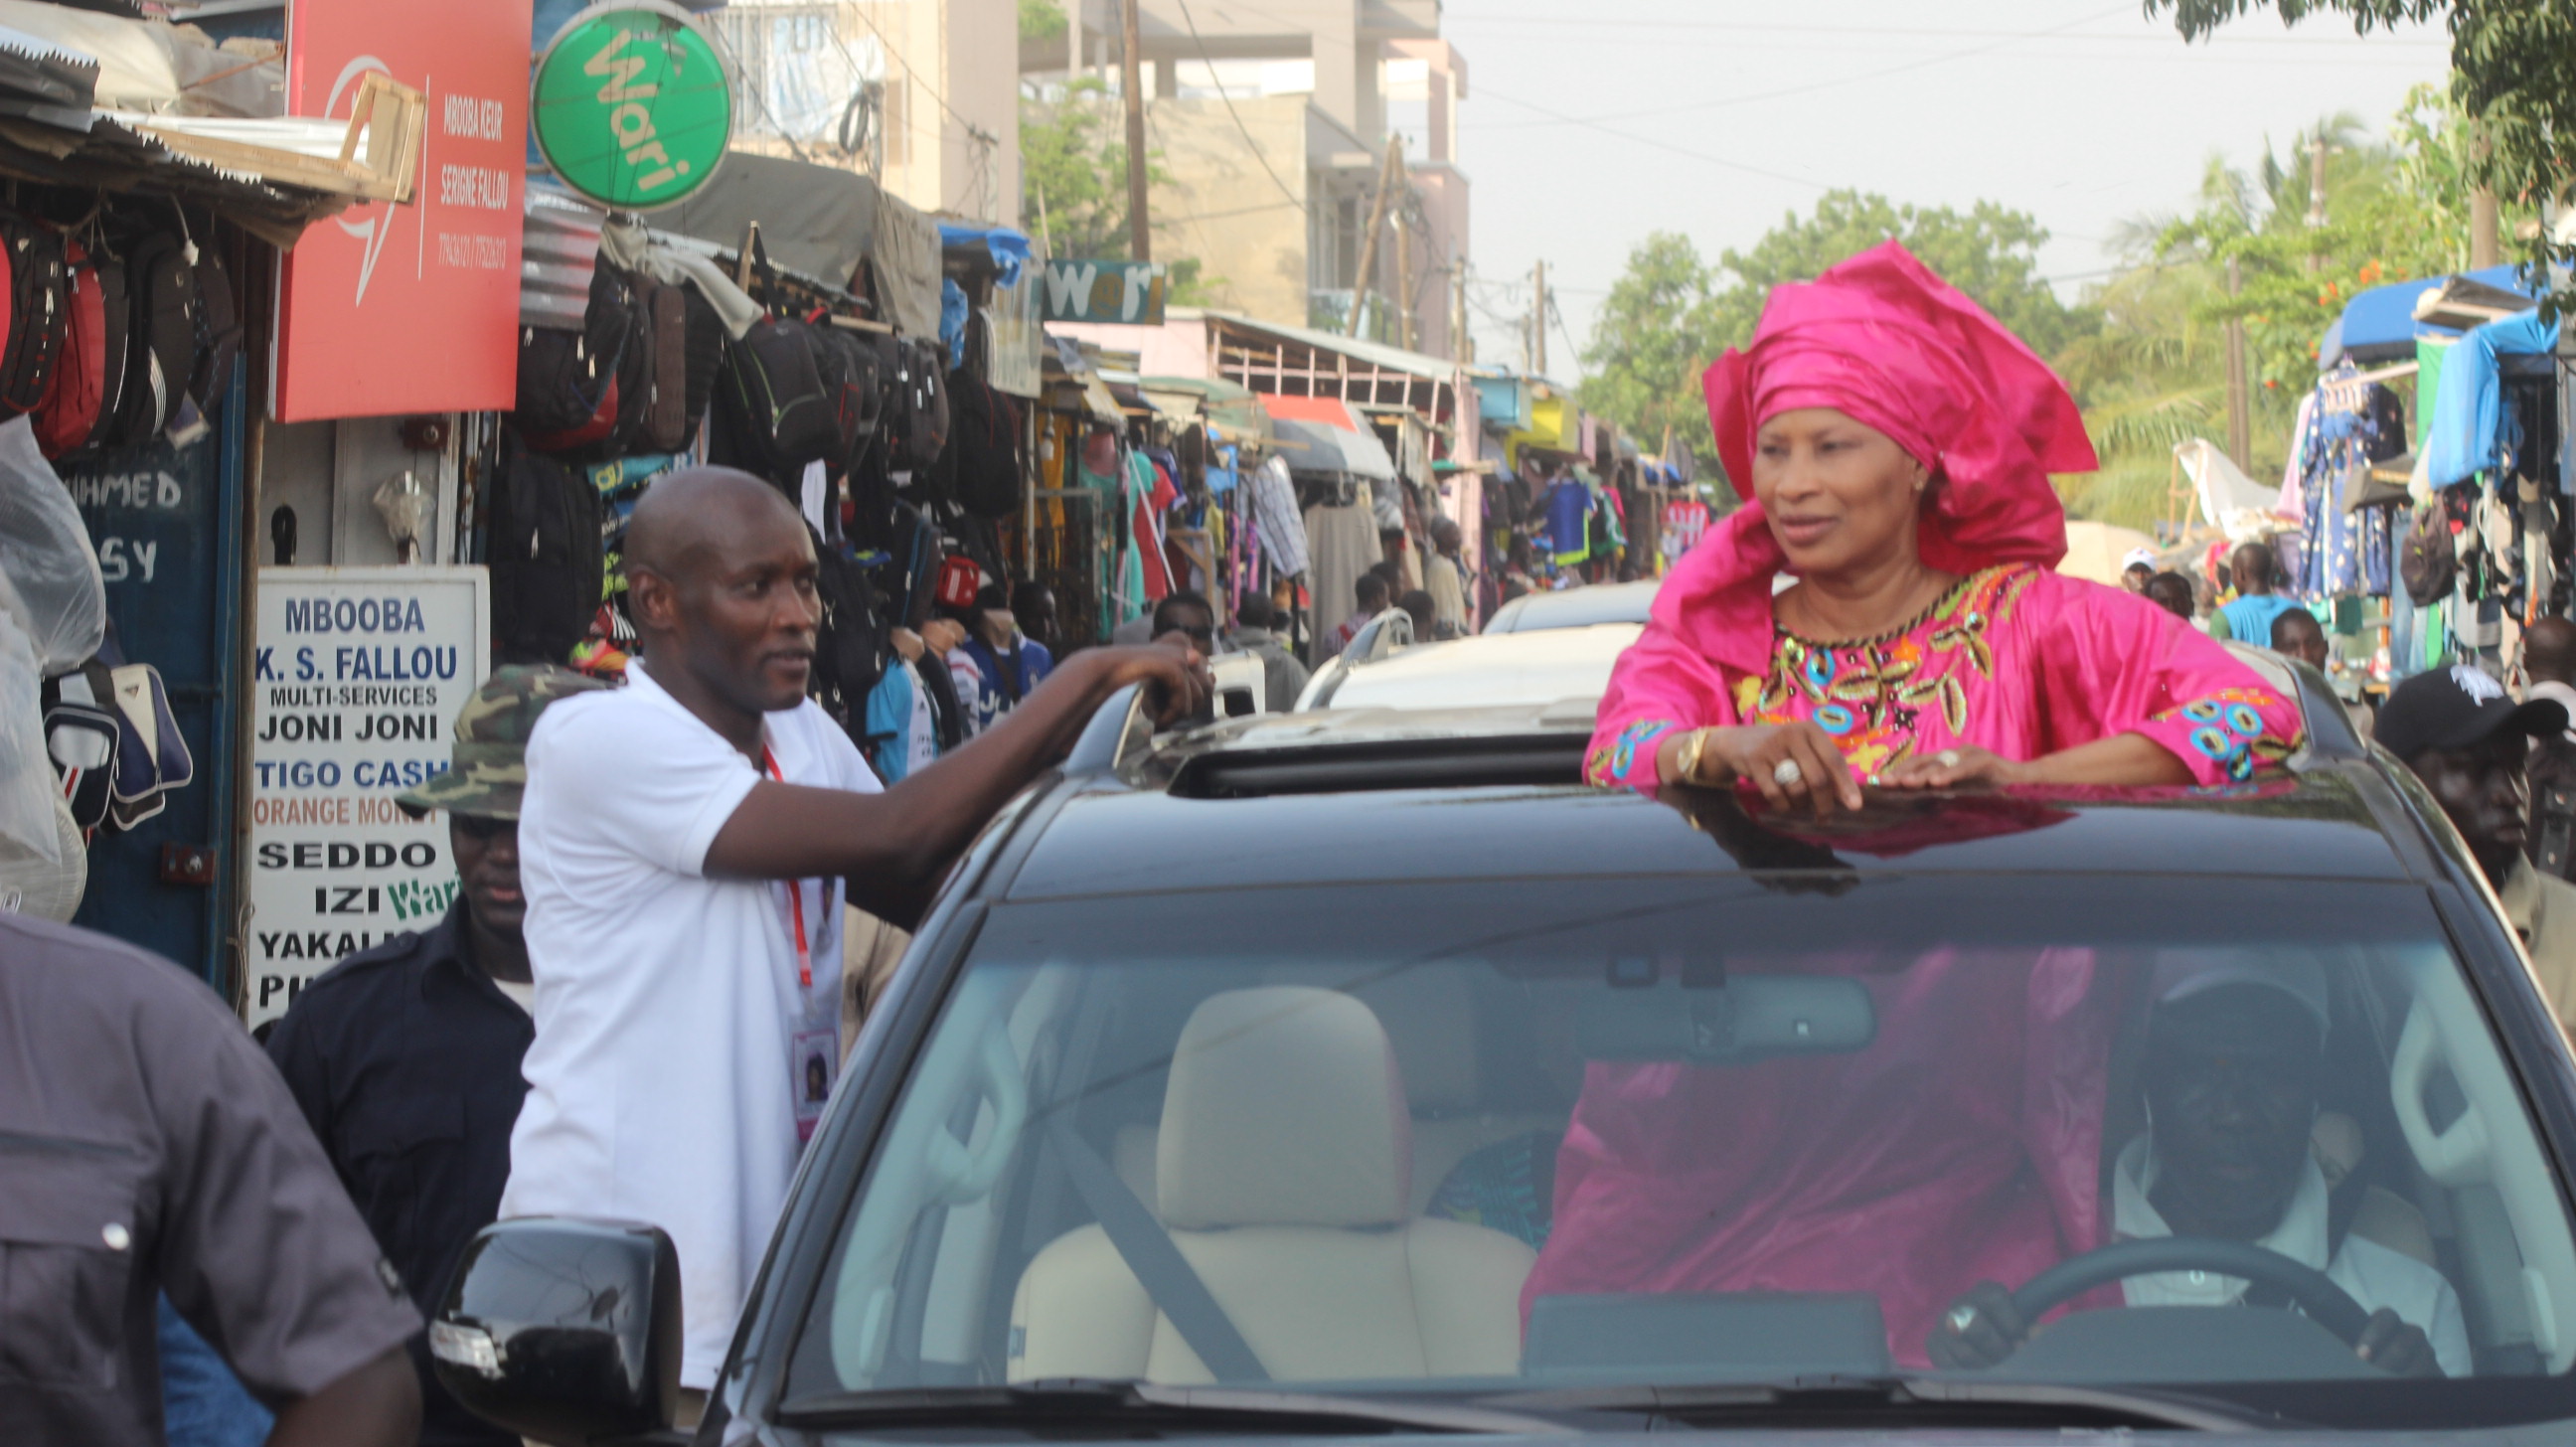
<box><xmin>2295</xmin><ymin>365</ymin><xmax>2396</xmax><ymax>599</ymax></box>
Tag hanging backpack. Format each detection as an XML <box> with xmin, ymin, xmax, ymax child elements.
<box><xmin>190</xmin><ymin>242</ymin><xmax>240</xmax><ymax>411</ymax></box>
<box><xmin>0</xmin><ymin>214</ymin><xmax>65</xmax><ymax>418</ymax></box>
<box><xmin>517</xmin><ymin>259</ymin><xmax>645</xmax><ymax>456</ymax></box>
<box><xmin>637</xmin><ymin>279</ymin><xmax>691</xmax><ymax>453</ymax></box>
<box><xmin>33</xmin><ymin>238</ymin><xmax>105</xmax><ymax>460</ymax></box>
<box><xmin>490</xmin><ymin>430</ymin><xmax>606</xmax><ymax>666</ymax></box>
<box><xmin>85</xmin><ymin>249</ymin><xmax>127</xmax><ymax>450</ymax></box>
<box><xmin>806</xmin><ymin>527</ymin><xmax>889</xmax><ymax>736</ymax></box>
<box><xmin>810</xmin><ymin>324</ymin><xmax>885</xmax><ymax>463</ymax></box>
<box><xmin>717</xmin><ymin>317</ymin><xmax>836</xmax><ymax>474</ymax></box>
<box><xmin>893</xmin><ymin>338</ymin><xmax>949</xmax><ymax>474</ymax></box>
<box><xmin>941</xmin><ymin>366</ymin><xmax>1022</xmax><ymax>519</ymax></box>
<box><xmin>107</xmin><ymin>229</ymin><xmax>198</xmax><ymax>445</ymax></box>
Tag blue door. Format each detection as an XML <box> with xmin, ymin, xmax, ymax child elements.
<box><xmin>66</xmin><ymin>380</ymin><xmax>245</xmax><ymax>992</ymax></box>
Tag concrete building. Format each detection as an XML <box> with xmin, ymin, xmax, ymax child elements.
<box><xmin>1024</xmin><ymin>0</ymin><xmax>1470</xmax><ymax>358</ymax></box>
<box><xmin>713</xmin><ymin>0</ymin><xmax>1022</xmax><ymax>227</ymax></box>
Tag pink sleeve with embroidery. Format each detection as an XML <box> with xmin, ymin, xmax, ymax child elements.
<box><xmin>2026</xmin><ymin>573</ymin><xmax>2305</xmax><ymax>785</ymax></box>
<box><xmin>1586</xmin><ymin>614</ymin><xmax>1744</xmax><ymax>790</ymax></box>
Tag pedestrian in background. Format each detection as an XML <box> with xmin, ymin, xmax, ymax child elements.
<box><xmin>2209</xmin><ymin>541</ymin><xmax>2298</xmax><ymax>643</ymax></box>
<box><xmin>2517</xmin><ymin>617</ymin><xmax>2576</xmax><ymax>882</ymax></box>
<box><xmin>0</xmin><ymin>915</ymin><xmax>421</xmax><ymax>1446</ymax></box>
<box><xmin>1426</xmin><ymin>518</ymin><xmax>1470</xmax><ymax>637</ymax></box>
<box><xmin>958</xmin><ymin>581</ymin><xmax>1054</xmax><ymax>733</ymax></box>
<box><xmin>265</xmin><ymin>665</ymin><xmax>605</xmax><ymax>1446</ymax></box>
<box><xmin>2378</xmin><ymin>666</ymin><xmax>2576</xmax><ymax>1038</ymax></box>
<box><xmin>503</xmin><ymin>468</ymin><xmax>1206</xmax><ymax>1419</ymax></box>
<box><xmin>2143</xmin><ymin>570</ymin><xmax>2196</xmax><ymax>625</ymax></box>
<box><xmin>1336</xmin><ymin>572</ymin><xmax>1389</xmax><ymax>653</ymax></box>
<box><xmin>1227</xmin><ymin>590</ymin><xmax>1310</xmax><ymax>712</ymax></box>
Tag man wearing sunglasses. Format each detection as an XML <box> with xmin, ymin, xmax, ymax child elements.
<box><xmin>265</xmin><ymin>664</ymin><xmax>607</xmax><ymax>1447</ymax></box>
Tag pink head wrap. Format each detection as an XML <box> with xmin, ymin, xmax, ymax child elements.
<box><xmin>1659</xmin><ymin>241</ymin><xmax>2098</xmax><ymax>674</ymax></box>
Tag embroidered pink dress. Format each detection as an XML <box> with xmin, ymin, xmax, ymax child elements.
<box><xmin>1587</xmin><ymin>561</ymin><xmax>2305</xmax><ymax>791</ymax></box>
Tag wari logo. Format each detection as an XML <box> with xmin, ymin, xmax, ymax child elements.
<box><xmin>533</xmin><ymin>3</ymin><xmax>730</xmax><ymax>212</ymax></box>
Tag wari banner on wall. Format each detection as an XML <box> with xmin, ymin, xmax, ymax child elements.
<box><xmin>1039</xmin><ymin>258</ymin><xmax>1167</xmax><ymax>326</ymax></box>
<box><xmin>244</xmin><ymin>567</ymin><xmax>489</xmax><ymax>1027</ymax></box>
<box><xmin>274</xmin><ymin>0</ymin><xmax>534</xmax><ymax>421</ymax></box>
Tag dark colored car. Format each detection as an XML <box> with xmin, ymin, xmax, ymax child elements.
<box><xmin>433</xmin><ymin>668</ymin><xmax>2576</xmax><ymax>1444</ymax></box>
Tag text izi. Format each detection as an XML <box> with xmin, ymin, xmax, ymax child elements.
<box><xmin>583</xmin><ymin>28</ymin><xmax>693</xmax><ymax>195</ymax></box>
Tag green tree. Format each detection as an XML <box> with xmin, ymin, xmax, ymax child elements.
<box><xmin>1021</xmin><ymin>80</ymin><xmax>1218</xmax><ymax>302</ymax></box>
<box><xmin>1019</xmin><ymin>0</ymin><xmax>1066</xmax><ymax>43</ymax></box>
<box><xmin>2148</xmin><ymin>0</ymin><xmax>2574</xmax><ymax>289</ymax></box>
<box><xmin>1576</xmin><ymin>232</ymin><xmax>1721</xmax><ymax>474</ymax></box>
<box><xmin>1578</xmin><ymin>192</ymin><xmax>2089</xmax><ymax>485</ymax></box>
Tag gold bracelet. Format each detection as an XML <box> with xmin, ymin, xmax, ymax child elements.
<box><xmin>1675</xmin><ymin>727</ymin><xmax>1707</xmax><ymax>784</ymax></box>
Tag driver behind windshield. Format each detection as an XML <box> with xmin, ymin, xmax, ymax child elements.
<box><xmin>1930</xmin><ymin>955</ymin><xmax>2468</xmax><ymax>1376</ymax></box>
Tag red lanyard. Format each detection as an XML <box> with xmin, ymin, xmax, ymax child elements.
<box><xmin>761</xmin><ymin>746</ymin><xmax>813</xmax><ymax>989</ymax></box>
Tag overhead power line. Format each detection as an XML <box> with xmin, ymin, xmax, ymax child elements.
<box><xmin>1171</xmin><ymin>0</ymin><xmax>1306</xmax><ymax>212</ymax></box>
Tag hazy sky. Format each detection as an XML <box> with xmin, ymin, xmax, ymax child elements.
<box><xmin>1442</xmin><ymin>1</ymin><xmax>2453</xmax><ymax>377</ymax></box>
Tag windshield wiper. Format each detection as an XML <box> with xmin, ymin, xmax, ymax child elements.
<box><xmin>776</xmin><ymin>1378</ymin><xmax>1577</xmax><ymax>1435</ymax></box>
<box><xmin>1486</xmin><ymin>1375</ymin><xmax>2268</xmax><ymax>1432</ymax></box>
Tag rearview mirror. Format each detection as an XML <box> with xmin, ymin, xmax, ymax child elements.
<box><xmin>1578</xmin><ymin>975</ymin><xmax>1876</xmax><ymax>1063</ymax></box>
<box><xmin>430</xmin><ymin>1217</ymin><xmax>683</xmax><ymax>1446</ymax></box>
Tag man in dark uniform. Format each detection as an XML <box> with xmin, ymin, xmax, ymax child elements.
<box><xmin>264</xmin><ymin>665</ymin><xmax>605</xmax><ymax>1446</ymax></box>
<box><xmin>0</xmin><ymin>915</ymin><xmax>421</xmax><ymax>1445</ymax></box>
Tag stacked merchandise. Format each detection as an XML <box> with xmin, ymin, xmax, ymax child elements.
<box><xmin>497</xmin><ymin>217</ymin><xmax>1031</xmax><ymax>782</ymax></box>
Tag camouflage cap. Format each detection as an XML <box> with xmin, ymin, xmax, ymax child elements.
<box><xmin>395</xmin><ymin>665</ymin><xmax>611</xmax><ymax>820</ymax></box>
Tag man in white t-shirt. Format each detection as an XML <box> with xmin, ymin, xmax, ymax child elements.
<box><xmin>502</xmin><ymin>468</ymin><xmax>1206</xmax><ymax>1402</ymax></box>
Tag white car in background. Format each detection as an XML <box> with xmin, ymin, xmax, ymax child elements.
<box><xmin>1296</xmin><ymin>579</ymin><xmax>1660</xmax><ymax>712</ymax></box>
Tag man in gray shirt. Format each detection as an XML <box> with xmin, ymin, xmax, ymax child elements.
<box><xmin>0</xmin><ymin>914</ymin><xmax>422</xmax><ymax>1446</ymax></box>
<box><xmin>1228</xmin><ymin>590</ymin><xmax>1311</xmax><ymax>713</ymax></box>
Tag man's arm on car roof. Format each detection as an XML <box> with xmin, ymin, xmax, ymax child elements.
<box><xmin>706</xmin><ymin>643</ymin><xmax>1208</xmax><ymax>927</ymax></box>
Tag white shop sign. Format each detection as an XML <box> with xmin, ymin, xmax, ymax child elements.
<box><xmin>245</xmin><ymin>566</ymin><xmax>490</xmax><ymax>1027</ymax></box>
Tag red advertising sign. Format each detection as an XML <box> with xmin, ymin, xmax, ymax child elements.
<box><xmin>275</xmin><ymin>0</ymin><xmax>534</xmax><ymax>421</ymax></box>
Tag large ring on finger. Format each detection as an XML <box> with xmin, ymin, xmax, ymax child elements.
<box><xmin>1772</xmin><ymin>758</ymin><xmax>1804</xmax><ymax>787</ymax></box>
<box><xmin>1937</xmin><ymin>749</ymin><xmax>1962</xmax><ymax>768</ymax></box>
<box><xmin>1948</xmin><ymin>1304</ymin><xmax>1978</xmax><ymax>1334</ymax></box>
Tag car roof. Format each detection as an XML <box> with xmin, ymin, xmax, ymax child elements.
<box><xmin>1483</xmin><ymin>579</ymin><xmax>1660</xmax><ymax>633</ymax></box>
<box><xmin>1318</xmin><ymin>625</ymin><xmax>1640</xmax><ymax>711</ymax></box>
<box><xmin>1009</xmin><ymin>703</ymin><xmax>2428</xmax><ymax>901</ymax></box>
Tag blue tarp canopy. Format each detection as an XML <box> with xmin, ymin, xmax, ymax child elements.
<box><xmin>2319</xmin><ymin>264</ymin><xmax>2530</xmax><ymax>366</ymax></box>
<box><xmin>937</xmin><ymin>224</ymin><xmax>1032</xmax><ymax>288</ymax></box>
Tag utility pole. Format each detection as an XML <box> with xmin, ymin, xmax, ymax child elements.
<box><xmin>1394</xmin><ymin>215</ymin><xmax>1415</xmax><ymax>352</ymax></box>
<box><xmin>1063</xmin><ymin>0</ymin><xmax>1079</xmax><ymax>78</ymax></box>
<box><xmin>1450</xmin><ymin>248</ymin><xmax>1470</xmax><ymax>365</ymax></box>
<box><xmin>1345</xmin><ymin>135</ymin><xmax>1403</xmax><ymax>338</ymax></box>
<box><xmin>1121</xmin><ymin>0</ymin><xmax>1150</xmax><ymax>262</ymax></box>
<box><xmin>1531</xmin><ymin>258</ymin><xmax>1547</xmax><ymax>376</ymax></box>
<box><xmin>2224</xmin><ymin>254</ymin><xmax>2250</xmax><ymax>472</ymax></box>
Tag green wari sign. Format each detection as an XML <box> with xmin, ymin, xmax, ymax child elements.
<box><xmin>533</xmin><ymin>2</ymin><xmax>730</xmax><ymax>211</ymax></box>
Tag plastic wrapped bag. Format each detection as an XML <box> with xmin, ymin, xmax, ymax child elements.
<box><xmin>0</xmin><ymin>603</ymin><xmax>59</xmax><ymax>864</ymax></box>
<box><xmin>0</xmin><ymin>414</ymin><xmax>104</xmax><ymax>671</ymax></box>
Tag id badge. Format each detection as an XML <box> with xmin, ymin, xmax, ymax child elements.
<box><xmin>791</xmin><ymin>1027</ymin><xmax>838</xmax><ymax>1144</ymax></box>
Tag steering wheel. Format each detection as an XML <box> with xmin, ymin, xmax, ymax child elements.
<box><xmin>2007</xmin><ymin>1235</ymin><xmax>2372</xmax><ymax>1349</ymax></box>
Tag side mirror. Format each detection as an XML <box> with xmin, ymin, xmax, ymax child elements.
<box><xmin>430</xmin><ymin>1217</ymin><xmax>683</xmax><ymax>1446</ymax></box>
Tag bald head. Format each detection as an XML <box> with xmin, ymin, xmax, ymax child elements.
<box><xmin>626</xmin><ymin>466</ymin><xmax>806</xmax><ymax>587</ymax></box>
<box><xmin>2528</xmin><ymin>617</ymin><xmax>2576</xmax><ymax>689</ymax></box>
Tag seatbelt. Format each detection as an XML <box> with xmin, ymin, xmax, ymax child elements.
<box><xmin>1046</xmin><ymin>1118</ymin><xmax>1269</xmax><ymax>1381</ymax></box>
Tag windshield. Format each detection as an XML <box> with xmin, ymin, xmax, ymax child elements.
<box><xmin>786</xmin><ymin>876</ymin><xmax>2576</xmax><ymax>1423</ymax></box>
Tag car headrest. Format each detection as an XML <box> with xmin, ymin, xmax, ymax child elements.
<box><xmin>1353</xmin><ymin>966</ymin><xmax>1481</xmax><ymax>1113</ymax></box>
<box><xmin>1159</xmin><ymin>987</ymin><xmax>1412</xmax><ymax>1230</ymax></box>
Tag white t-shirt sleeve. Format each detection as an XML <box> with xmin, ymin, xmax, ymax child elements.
<box><xmin>530</xmin><ymin>697</ymin><xmax>761</xmax><ymax>879</ymax></box>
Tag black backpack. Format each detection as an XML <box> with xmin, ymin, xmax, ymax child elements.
<box><xmin>518</xmin><ymin>259</ymin><xmax>647</xmax><ymax>457</ymax></box>
<box><xmin>190</xmin><ymin>243</ymin><xmax>239</xmax><ymax>411</ymax></box>
<box><xmin>0</xmin><ymin>214</ymin><xmax>66</xmax><ymax>418</ymax></box>
<box><xmin>806</xmin><ymin>527</ymin><xmax>889</xmax><ymax>737</ymax></box>
<box><xmin>109</xmin><ymin>229</ymin><xmax>197</xmax><ymax>443</ymax></box>
<box><xmin>892</xmin><ymin>339</ymin><xmax>949</xmax><ymax>474</ymax></box>
<box><xmin>810</xmin><ymin>325</ymin><xmax>886</xmax><ymax>466</ymax></box>
<box><xmin>489</xmin><ymin>431</ymin><xmax>605</xmax><ymax>666</ymax></box>
<box><xmin>941</xmin><ymin>367</ymin><xmax>1022</xmax><ymax>519</ymax></box>
<box><xmin>717</xmin><ymin>316</ymin><xmax>837</xmax><ymax>474</ymax></box>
